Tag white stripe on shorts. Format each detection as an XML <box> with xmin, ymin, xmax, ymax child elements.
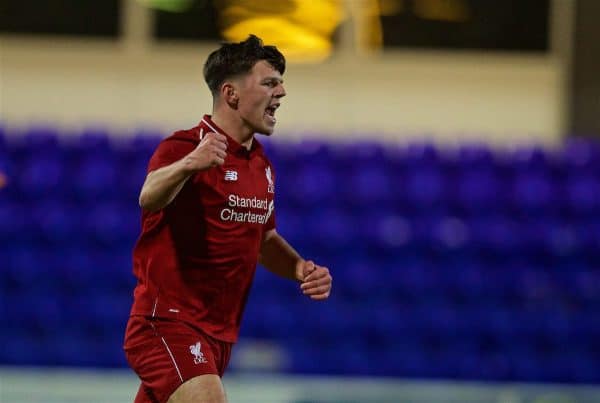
<box><xmin>161</xmin><ymin>336</ymin><xmax>184</xmax><ymax>383</ymax></box>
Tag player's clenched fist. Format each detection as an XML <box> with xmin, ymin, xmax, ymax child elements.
<box><xmin>297</xmin><ymin>260</ymin><xmax>332</xmax><ymax>301</ymax></box>
<box><xmin>183</xmin><ymin>131</ymin><xmax>228</xmax><ymax>172</ymax></box>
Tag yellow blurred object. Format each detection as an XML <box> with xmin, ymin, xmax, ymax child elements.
<box><xmin>378</xmin><ymin>0</ymin><xmax>404</xmax><ymax>16</ymax></box>
<box><xmin>414</xmin><ymin>0</ymin><xmax>470</xmax><ymax>22</ymax></box>
<box><xmin>352</xmin><ymin>0</ymin><xmax>385</xmax><ymax>52</ymax></box>
<box><xmin>136</xmin><ymin>0</ymin><xmax>195</xmax><ymax>12</ymax></box>
<box><xmin>359</xmin><ymin>0</ymin><xmax>470</xmax><ymax>52</ymax></box>
<box><xmin>217</xmin><ymin>0</ymin><xmax>345</xmax><ymax>62</ymax></box>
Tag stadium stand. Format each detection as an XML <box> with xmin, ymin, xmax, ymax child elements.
<box><xmin>0</xmin><ymin>126</ymin><xmax>599</xmax><ymax>383</ymax></box>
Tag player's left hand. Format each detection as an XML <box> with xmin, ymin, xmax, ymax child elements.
<box><xmin>298</xmin><ymin>260</ymin><xmax>332</xmax><ymax>301</ymax></box>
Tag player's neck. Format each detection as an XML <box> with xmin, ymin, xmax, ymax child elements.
<box><xmin>210</xmin><ymin>111</ymin><xmax>253</xmax><ymax>150</ymax></box>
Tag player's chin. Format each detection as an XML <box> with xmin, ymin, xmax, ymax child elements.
<box><xmin>255</xmin><ymin>122</ymin><xmax>276</xmax><ymax>136</ymax></box>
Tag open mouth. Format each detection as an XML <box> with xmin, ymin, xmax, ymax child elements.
<box><xmin>264</xmin><ymin>104</ymin><xmax>279</xmax><ymax>123</ymax></box>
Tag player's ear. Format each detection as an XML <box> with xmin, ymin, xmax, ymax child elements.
<box><xmin>221</xmin><ymin>82</ymin><xmax>239</xmax><ymax>109</ymax></box>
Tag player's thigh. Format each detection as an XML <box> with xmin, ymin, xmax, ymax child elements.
<box><xmin>167</xmin><ymin>374</ymin><xmax>226</xmax><ymax>403</ymax></box>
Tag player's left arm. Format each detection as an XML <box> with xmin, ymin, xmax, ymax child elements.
<box><xmin>259</xmin><ymin>229</ymin><xmax>332</xmax><ymax>300</ymax></box>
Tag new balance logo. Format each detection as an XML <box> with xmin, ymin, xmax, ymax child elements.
<box><xmin>189</xmin><ymin>342</ymin><xmax>207</xmax><ymax>364</ymax></box>
<box><xmin>224</xmin><ymin>170</ymin><xmax>238</xmax><ymax>181</ymax></box>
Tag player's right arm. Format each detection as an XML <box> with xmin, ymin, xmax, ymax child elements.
<box><xmin>139</xmin><ymin>132</ymin><xmax>227</xmax><ymax>212</ymax></box>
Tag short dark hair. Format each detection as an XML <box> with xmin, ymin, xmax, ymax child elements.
<box><xmin>203</xmin><ymin>34</ymin><xmax>286</xmax><ymax>96</ymax></box>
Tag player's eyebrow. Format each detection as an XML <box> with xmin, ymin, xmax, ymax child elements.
<box><xmin>262</xmin><ymin>77</ymin><xmax>284</xmax><ymax>84</ymax></box>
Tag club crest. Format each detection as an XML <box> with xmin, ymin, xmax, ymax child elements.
<box><xmin>266</xmin><ymin>166</ymin><xmax>274</xmax><ymax>193</ymax></box>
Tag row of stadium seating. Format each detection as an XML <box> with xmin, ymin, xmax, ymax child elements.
<box><xmin>2</xmin><ymin>207</ymin><xmax>600</xmax><ymax>256</ymax></box>
<box><xmin>0</xmin><ymin>126</ymin><xmax>599</xmax><ymax>383</ymax></box>
<box><xmin>2</xmin><ymin>128</ymin><xmax>600</xmax><ymax>206</ymax></box>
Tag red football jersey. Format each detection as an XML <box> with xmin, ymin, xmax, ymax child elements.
<box><xmin>129</xmin><ymin>115</ymin><xmax>276</xmax><ymax>343</ymax></box>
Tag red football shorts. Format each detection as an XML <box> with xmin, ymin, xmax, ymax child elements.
<box><xmin>124</xmin><ymin>315</ymin><xmax>233</xmax><ymax>403</ymax></box>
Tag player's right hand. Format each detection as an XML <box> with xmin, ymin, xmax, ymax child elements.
<box><xmin>184</xmin><ymin>131</ymin><xmax>228</xmax><ymax>171</ymax></box>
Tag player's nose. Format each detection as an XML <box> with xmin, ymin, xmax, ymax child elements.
<box><xmin>274</xmin><ymin>83</ymin><xmax>286</xmax><ymax>99</ymax></box>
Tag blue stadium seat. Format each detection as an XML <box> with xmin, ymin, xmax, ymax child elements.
<box><xmin>402</xmin><ymin>166</ymin><xmax>446</xmax><ymax>210</ymax></box>
<box><xmin>468</xmin><ymin>214</ymin><xmax>521</xmax><ymax>257</ymax></box>
<box><xmin>84</xmin><ymin>201</ymin><xmax>134</xmax><ymax>247</ymax></box>
<box><xmin>0</xmin><ymin>328</ymin><xmax>41</xmax><ymax>365</ymax></box>
<box><xmin>566</xmin><ymin>352</ymin><xmax>600</xmax><ymax>383</ymax></box>
<box><xmin>383</xmin><ymin>257</ymin><xmax>436</xmax><ymax>299</ymax></box>
<box><xmin>560</xmin><ymin>137</ymin><xmax>600</xmax><ymax>172</ymax></box>
<box><xmin>368</xmin><ymin>213</ymin><xmax>413</xmax><ymax>251</ymax></box>
<box><xmin>11</xmin><ymin>127</ymin><xmax>61</xmax><ymax>159</ymax></box>
<box><xmin>271</xmin><ymin>207</ymin><xmax>310</xmax><ymax>250</ymax></box>
<box><xmin>14</xmin><ymin>155</ymin><xmax>64</xmax><ymax>200</ymax></box>
<box><xmin>344</xmin><ymin>165</ymin><xmax>395</xmax><ymax>209</ymax></box>
<box><xmin>4</xmin><ymin>245</ymin><xmax>61</xmax><ymax>292</ymax></box>
<box><xmin>510</xmin><ymin>171</ymin><xmax>557</xmax><ymax>217</ymax></box>
<box><xmin>329</xmin><ymin>141</ymin><xmax>385</xmax><ymax>170</ymax></box>
<box><xmin>288</xmin><ymin>344</ymin><xmax>323</xmax><ymax>374</ymax></box>
<box><xmin>70</xmin><ymin>155</ymin><xmax>119</xmax><ymax>202</ymax></box>
<box><xmin>341</xmin><ymin>260</ymin><xmax>382</xmax><ymax>300</ymax></box>
<box><xmin>389</xmin><ymin>347</ymin><xmax>430</xmax><ymax>378</ymax></box>
<box><xmin>452</xmin><ymin>169</ymin><xmax>504</xmax><ymax>213</ymax></box>
<box><xmin>0</xmin><ymin>199</ymin><xmax>31</xmax><ymax>243</ymax></box>
<box><xmin>30</xmin><ymin>200</ymin><xmax>81</xmax><ymax>245</ymax></box>
<box><xmin>403</xmin><ymin>142</ymin><xmax>442</xmax><ymax>166</ymax></box>
<box><xmin>508</xmin><ymin>145</ymin><xmax>554</xmax><ymax>174</ymax></box>
<box><xmin>304</xmin><ymin>208</ymin><xmax>355</xmax><ymax>251</ymax></box>
<box><xmin>284</xmin><ymin>163</ymin><xmax>337</xmax><ymax>209</ymax></box>
<box><xmin>453</xmin><ymin>143</ymin><xmax>495</xmax><ymax>168</ymax></box>
<box><xmin>56</xmin><ymin>247</ymin><xmax>97</xmax><ymax>293</ymax></box>
<box><xmin>576</xmin><ymin>218</ymin><xmax>600</xmax><ymax>260</ymax></box>
<box><xmin>564</xmin><ymin>173</ymin><xmax>600</xmax><ymax>217</ymax></box>
<box><xmin>73</xmin><ymin>128</ymin><xmax>113</xmax><ymax>154</ymax></box>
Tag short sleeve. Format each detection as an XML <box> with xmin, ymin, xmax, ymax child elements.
<box><xmin>147</xmin><ymin>136</ymin><xmax>195</xmax><ymax>173</ymax></box>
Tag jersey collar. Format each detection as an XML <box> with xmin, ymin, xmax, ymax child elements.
<box><xmin>200</xmin><ymin>115</ymin><xmax>263</xmax><ymax>158</ymax></box>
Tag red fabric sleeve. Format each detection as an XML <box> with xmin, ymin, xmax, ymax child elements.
<box><xmin>147</xmin><ymin>135</ymin><xmax>196</xmax><ymax>173</ymax></box>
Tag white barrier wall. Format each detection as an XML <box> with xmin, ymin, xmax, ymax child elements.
<box><xmin>2</xmin><ymin>368</ymin><xmax>600</xmax><ymax>403</ymax></box>
<box><xmin>0</xmin><ymin>37</ymin><xmax>565</xmax><ymax>145</ymax></box>
<box><xmin>0</xmin><ymin>0</ymin><xmax>574</xmax><ymax>145</ymax></box>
